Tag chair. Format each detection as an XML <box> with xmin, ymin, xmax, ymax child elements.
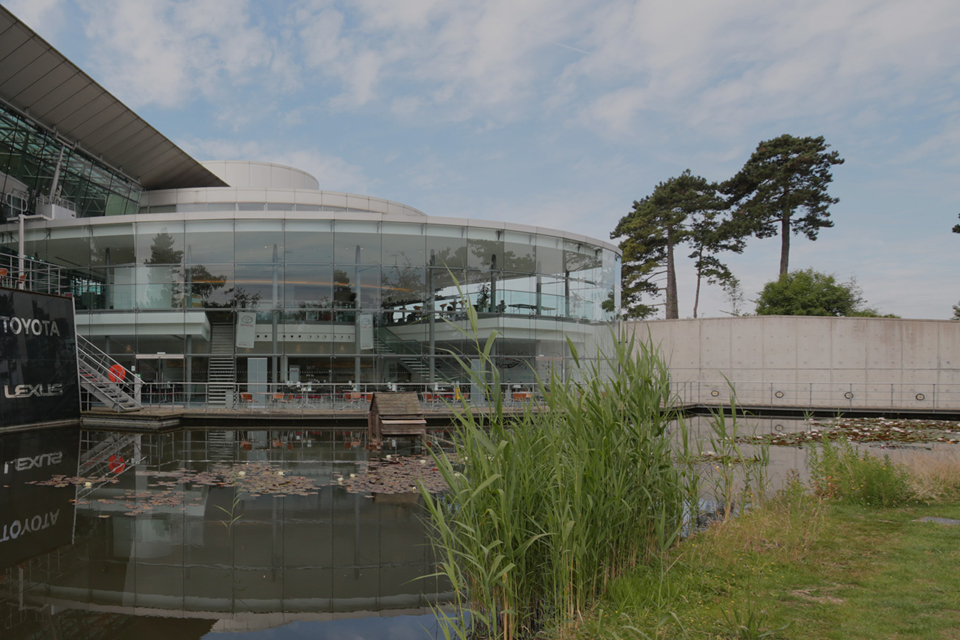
<box><xmin>239</xmin><ymin>392</ymin><xmax>254</xmax><ymax>405</ymax></box>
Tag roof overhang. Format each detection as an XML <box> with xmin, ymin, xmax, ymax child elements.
<box><xmin>0</xmin><ymin>7</ymin><xmax>228</xmax><ymax>191</ymax></box>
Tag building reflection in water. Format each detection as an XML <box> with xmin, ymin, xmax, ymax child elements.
<box><xmin>0</xmin><ymin>427</ymin><xmax>451</xmax><ymax>639</ymax></box>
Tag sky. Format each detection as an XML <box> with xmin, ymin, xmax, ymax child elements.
<box><xmin>6</xmin><ymin>0</ymin><xmax>959</xmax><ymax>319</ymax></box>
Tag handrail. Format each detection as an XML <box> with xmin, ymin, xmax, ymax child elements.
<box><xmin>36</xmin><ymin>194</ymin><xmax>77</xmax><ymax>211</ymax></box>
<box><xmin>0</xmin><ymin>253</ymin><xmax>65</xmax><ymax>294</ymax></box>
<box><xmin>77</xmin><ymin>335</ymin><xmax>133</xmax><ymax>381</ymax></box>
<box><xmin>376</xmin><ymin>326</ymin><xmax>423</xmax><ymax>356</ymax></box>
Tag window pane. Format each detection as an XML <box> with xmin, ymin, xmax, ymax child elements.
<box><xmin>467</xmin><ymin>227</ymin><xmax>502</xmax><ymax>270</ymax></box>
<box><xmin>381</xmin><ymin>222</ymin><xmax>424</xmax><ymax>268</ymax></box>
<box><xmin>137</xmin><ymin>265</ymin><xmax>183</xmax><ymax>309</ymax></box>
<box><xmin>187</xmin><ymin>263</ymin><xmax>233</xmax><ymax>308</ymax></box>
<box><xmin>91</xmin><ymin>225</ymin><xmax>135</xmax><ymax>266</ymax></box>
<box><xmin>137</xmin><ymin>221</ymin><xmax>184</xmax><ymax>265</ymax></box>
<box><xmin>186</xmin><ymin>220</ymin><xmax>233</xmax><ymax>264</ymax></box>
<box><xmin>564</xmin><ymin>240</ymin><xmax>601</xmax><ymax>273</ymax></box>
<box><xmin>44</xmin><ymin>226</ymin><xmax>92</xmax><ymax>268</ymax></box>
<box><xmin>535</xmin><ymin>235</ymin><xmax>563</xmax><ymax>275</ymax></box>
<box><xmin>382</xmin><ymin>265</ymin><xmax>425</xmax><ymax>307</ymax></box>
<box><xmin>285</xmin><ymin>220</ymin><xmax>333</xmax><ymax>263</ymax></box>
<box><xmin>235</xmin><ymin>263</ymin><xmax>283</xmax><ymax>308</ymax></box>
<box><xmin>235</xmin><ymin>220</ymin><xmax>283</xmax><ymax>263</ymax></box>
<box><xmin>284</xmin><ymin>264</ymin><xmax>334</xmax><ymax>313</ymax></box>
<box><xmin>504</xmin><ymin>231</ymin><xmax>536</xmax><ymax>273</ymax></box>
<box><xmin>334</xmin><ymin>221</ymin><xmax>379</xmax><ymax>264</ymax></box>
<box><xmin>426</xmin><ymin>225</ymin><xmax>467</xmax><ymax>270</ymax></box>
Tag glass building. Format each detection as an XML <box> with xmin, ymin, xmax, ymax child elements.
<box><xmin>0</xmin><ymin>7</ymin><xmax>620</xmax><ymax>402</ymax></box>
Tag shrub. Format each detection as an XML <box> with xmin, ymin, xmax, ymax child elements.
<box><xmin>808</xmin><ymin>438</ymin><xmax>912</xmax><ymax>507</ymax></box>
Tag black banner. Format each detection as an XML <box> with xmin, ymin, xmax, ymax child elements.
<box><xmin>0</xmin><ymin>426</ymin><xmax>79</xmax><ymax>569</ymax></box>
<box><xmin>0</xmin><ymin>289</ymin><xmax>79</xmax><ymax>428</ymax></box>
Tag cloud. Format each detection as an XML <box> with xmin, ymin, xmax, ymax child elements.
<box><xmin>295</xmin><ymin>0</ymin><xmax>594</xmax><ymax>120</ymax></box>
<box><xmin>572</xmin><ymin>0</ymin><xmax>960</xmax><ymax>139</ymax></box>
<box><xmin>4</xmin><ymin>0</ymin><xmax>68</xmax><ymax>36</ymax></box>
<box><xmin>75</xmin><ymin>0</ymin><xmax>282</xmax><ymax>109</ymax></box>
<box><xmin>53</xmin><ymin>0</ymin><xmax>960</xmax><ymax>141</ymax></box>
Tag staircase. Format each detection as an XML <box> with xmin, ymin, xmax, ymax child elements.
<box><xmin>76</xmin><ymin>336</ymin><xmax>142</xmax><ymax>413</ymax></box>
<box><xmin>375</xmin><ymin>327</ymin><xmax>459</xmax><ymax>383</ymax></box>
<box><xmin>207</xmin><ymin>323</ymin><xmax>236</xmax><ymax>406</ymax></box>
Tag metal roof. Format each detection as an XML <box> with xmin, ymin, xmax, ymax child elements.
<box><xmin>0</xmin><ymin>7</ymin><xmax>227</xmax><ymax>191</ymax></box>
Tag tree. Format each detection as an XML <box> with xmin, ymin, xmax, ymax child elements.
<box><xmin>612</xmin><ymin>170</ymin><xmax>742</xmax><ymax>319</ymax></box>
<box><xmin>952</xmin><ymin>302</ymin><xmax>960</xmax><ymax>320</ymax></box>
<box><xmin>720</xmin><ymin>276</ymin><xmax>747</xmax><ymax>317</ymax></box>
<box><xmin>722</xmin><ymin>134</ymin><xmax>844</xmax><ymax>277</ymax></box>
<box><xmin>755</xmin><ymin>269</ymin><xmax>893</xmax><ymax>317</ymax></box>
<box><xmin>953</xmin><ymin>213</ymin><xmax>960</xmax><ymax>234</ymax></box>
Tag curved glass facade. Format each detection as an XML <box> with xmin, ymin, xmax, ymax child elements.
<box><xmin>7</xmin><ymin>211</ymin><xmax>619</xmax><ymax>390</ymax></box>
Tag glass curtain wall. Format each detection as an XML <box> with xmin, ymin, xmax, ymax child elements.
<box><xmin>0</xmin><ymin>103</ymin><xmax>141</xmax><ymax>221</ymax></box>
<box><xmin>4</xmin><ymin>215</ymin><xmax>618</xmax><ymax>389</ymax></box>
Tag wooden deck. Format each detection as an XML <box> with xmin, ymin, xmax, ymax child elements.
<box><xmin>80</xmin><ymin>404</ymin><xmax>527</xmax><ymax>432</ymax></box>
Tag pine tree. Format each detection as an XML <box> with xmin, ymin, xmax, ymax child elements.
<box><xmin>722</xmin><ymin>135</ymin><xmax>844</xmax><ymax>276</ymax></box>
<box><xmin>613</xmin><ymin>170</ymin><xmax>741</xmax><ymax>319</ymax></box>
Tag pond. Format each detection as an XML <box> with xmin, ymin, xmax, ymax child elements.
<box><xmin>682</xmin><ymin>412</ymin><xmax>960</xmax><ymax>490</ymax></box>
<box><xmin>3</xmin><ymin>416</ymin><xmax>956</xmax><ymax>639</ymax></box>
<box><xmin>0</xmin><ymin>427</ymin><xmax>452</xmax><ymax>639</ymax></box>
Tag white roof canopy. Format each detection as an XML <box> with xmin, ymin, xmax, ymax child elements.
<box><xmin>0</xmin><ymin>7</ymin><xmax>227</xmax><ymax>191</ymax></box>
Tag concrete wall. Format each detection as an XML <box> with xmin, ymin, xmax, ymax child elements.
<box><xmin>627</xmin><ymin>316</ymin><xmax>960</xmax><ymax>410</ymax></box>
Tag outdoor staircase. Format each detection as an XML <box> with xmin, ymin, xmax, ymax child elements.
<box><xmin>76</xmin><ymin>335</ymin><xmax>142</xmax><ymax>413</ymax></box>
<box><xmin>207</xmin><ymin>323</ymin><xmax>236</xmax><ymax>406</ymax></box>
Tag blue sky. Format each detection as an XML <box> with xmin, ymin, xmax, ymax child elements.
<box><xmin>8</xmin><ymin>0</ymin><xmax>959</xmax><ymax>319</ymax></box>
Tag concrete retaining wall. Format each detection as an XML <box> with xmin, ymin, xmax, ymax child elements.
<box><xmin>627</xmin><ymin>317</ymin><xmax>960</xmax><ymax>411</ymax></box>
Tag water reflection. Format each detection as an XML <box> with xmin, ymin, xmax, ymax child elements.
<box><xmin>681</xmin><ymin>413</ymin><xmax>956</xmax><ymax>489</ymax></box>
<box><xmin>0</xmin><ymin>428</ymin><xmax>451</xmax><ymax>639</ymax></box>
<box><xmin>6</xmin><ymin>418</ymin><xmax>952</xmax><ymax>638</ymax></box>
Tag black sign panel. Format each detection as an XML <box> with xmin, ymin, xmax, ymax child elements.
<box><xmin>0</xmin><ymin>289</ymin><xmax>79</xmax><ymax>428</ymax></box>
<box><xmin>0</xmin><ymin>426</ymin><xmax>79</xmax><ymax>569</ymax></box>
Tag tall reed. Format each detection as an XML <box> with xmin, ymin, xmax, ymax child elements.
<box><xmin>421</xmin><ymin>324</ymin><xmax>698</xmax><ymax>639</ymax></box>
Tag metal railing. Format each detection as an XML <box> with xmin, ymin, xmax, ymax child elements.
<box><xmin>99</xmin><ymin>380</ymin><xmax>541</xmax><ymax>412</ymax></box>
<box><xmin>36</xmin><ymin>194</ymin><xmax>77</xmax><ymax>212</ymax></box>
<box><xmin>670</xmin><ymin>380</ymin><xmax>960</xmax><ymax>412</ymax></box>
<box><xmin>75</xmin><ymin>375</ymin><xmax>960</xmax><ymax>414</ymax></box>
<box><xmin>76</xmin><ymin>335</ymin><xmax>141</xmax><ymax>412</ymax></box>
<box><xmin>0</xmin><ymin>253</ymin><xmax>65</xmax><ymax>295</ymax></box>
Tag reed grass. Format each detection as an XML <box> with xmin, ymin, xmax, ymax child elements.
<box><xmin>901</xmin><ymin>450</ymin><xmax>960</xmax><ymax>502</ymax></box>
<box><xmin>698</xmin><ymin>395</ymin><xmax>770</xmax><ymax>523</ymax></box>
<box><xmin>421</xmin><ymin>319</ymin><xmax>700</xmax><ymax>639</ymax></box>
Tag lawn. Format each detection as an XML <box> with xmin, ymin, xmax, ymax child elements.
<box><xmin>575</xmin><ymin>479</ymin><xmax>960</xmax><ymax>639</ymax></box>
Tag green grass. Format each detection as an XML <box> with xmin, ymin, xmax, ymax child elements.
<box><xmin>573</xmin><ymin>481</ymin><xmax>960</xmax><ymax>640</ymax></box>
<box><xmin>809</xmin><ymin>438</ymin><xmax>913</xmax><ymax>507</ymax></box>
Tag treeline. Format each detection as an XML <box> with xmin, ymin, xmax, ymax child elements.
<box><xmin>612</xmin><ymin>134</ymin><xmax>844</xmax><ymax>319</ymax></box>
